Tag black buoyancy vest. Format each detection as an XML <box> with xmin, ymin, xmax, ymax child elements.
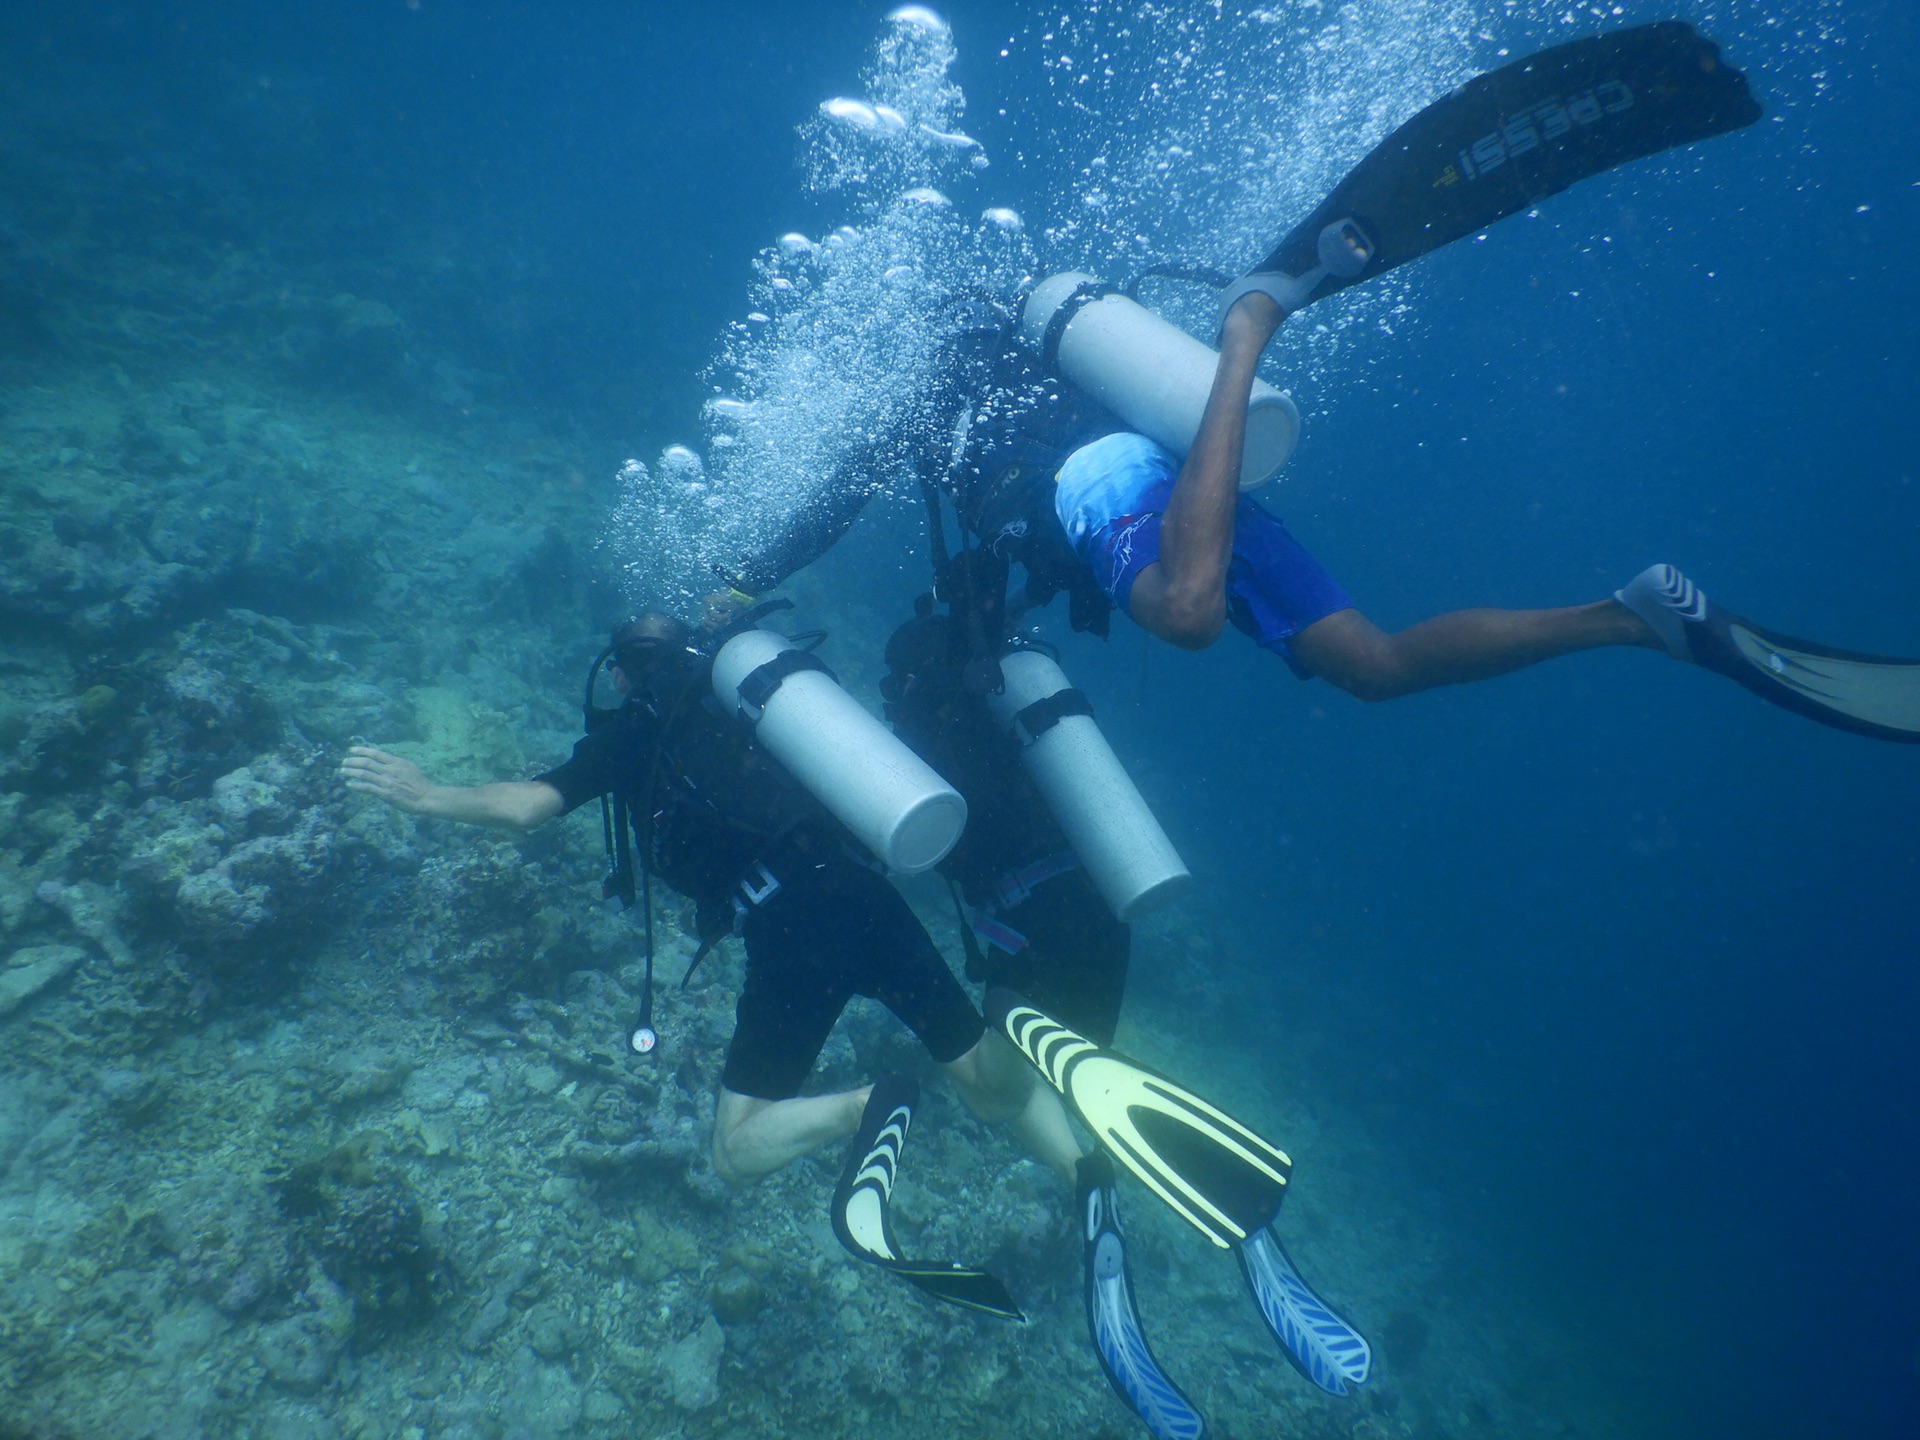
<box><xmin>619</xmin><ymin>660</ymin><xmax>831</xmax><ymax>925</ymax></box>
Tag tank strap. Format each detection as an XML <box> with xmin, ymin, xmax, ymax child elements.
<box><xmin>971</xmin><ymin>914</ymin><xmax>1029</xmax><ymax>957</ymax></box>
<box><xmin>1036</xmin><ymin>280</ymin><xmax>1117</xmax><ymax>369</ymax></box>
<box><xmin>1012</xmin><ymin>687</ymin><xmax>1093</xmax><ymax>743</ymax></box>
<box><xmin>989</xmin><ymin>851</ymin><xmax>1080</xmax><ymax>911</ymax></box>
<box><xmin>737</xmin><ymin>648</ymin><xmax>837</xmax><ymax>713</ymax></box>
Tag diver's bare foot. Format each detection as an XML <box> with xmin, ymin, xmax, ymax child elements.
<box><xmin>1602</xmin><ymin>598</ymin><xmax>1666</xmax><ymax>649</ymax></box>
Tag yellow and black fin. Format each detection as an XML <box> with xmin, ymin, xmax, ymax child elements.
<box><xmin>988</xmin><ymin>990</ymin><xmax>1291</xmax><ymax>1249</ymax></box>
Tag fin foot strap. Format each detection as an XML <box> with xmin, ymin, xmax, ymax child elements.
<box><xmin>1219</xmin><ymin>219</ymin><xmax>1376</xmax><ymax>319</ymax></box>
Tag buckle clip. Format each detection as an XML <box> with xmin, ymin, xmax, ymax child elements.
<box><xmin>739</xmin><ymin>861</ymin><xmax>781</xmax><ymax>908</ymax></box>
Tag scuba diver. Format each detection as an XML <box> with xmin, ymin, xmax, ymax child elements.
<box><xmin>726</xmin><ymin>22</ymin><xmax>1920</xmax><ymax>745</ymax></box>
<box><xmin>881</xmin><ymin>591</ymin><xmax>1130</xmax><ymax>1048</ymax></box>
<box><xmin>338</xmin><ymin>610</ymin><xmax>1081</xmax><ymax>1321</ymax></box>
<box><xmin>340</xmin><ymin>603</ymin><xmax>1373</xmax><ymax>1434</ymax></box>
<box><xmin>874</xmin><ymin>593</ymin><xmax>1372</xmax><ymax>1437</ymax></box>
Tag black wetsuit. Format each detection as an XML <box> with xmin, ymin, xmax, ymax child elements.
<box><xmin>535</xmin><ymin>657</ymin><xmax>981</xmax><ymax>1099</ymax></box>
<box><xmin>883</xmin><ymin>612</ymin><xmax>1130</xmax><ymax>1047</ymax></box>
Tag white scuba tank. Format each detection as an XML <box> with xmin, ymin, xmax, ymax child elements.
<box><xmin>988</xmin><ymin>648</ymin><xmax>1190</xmax><ymax>921</ymax></box>
<box><xmin>711</xmin><ymin>629</ymin><xmax>967</xmax><ymax>876</ymax></box>
<box><xmin>1018</xmin><ymin>271</ymin><xmax>1300</xmax><ymax>489</ymax></box>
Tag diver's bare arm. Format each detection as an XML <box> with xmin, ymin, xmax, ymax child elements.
<box><xmin>1131</xmin><ymin>292</ymin><xmax>1284</xmax><ymax>648</ymax></box>
<box><xmin>340</xmin><ymin>745</ymin><xmax>563</xmax><ymax>830</ymax></box>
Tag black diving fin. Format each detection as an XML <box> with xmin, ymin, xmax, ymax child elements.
<box><xmin>829</xmin><ymin>1074</ymin><xmax>1026</xmax><ymax>1321</ymax></box>
<box><xmin>986</xmin><ymin>988</ymin><xmax>1292</xmax><ymax>1249</ymax></box>
<box><xmin>1617</xmin><ymin>564</ymin><xmax>1920</xmax><ymax>743</ymax></box>
<box><xmin>1222</xmin><ymin>21</ymin><xmax>1764</xmax><ymax>315</ymax></box>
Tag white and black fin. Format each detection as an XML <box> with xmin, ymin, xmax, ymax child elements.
<box><xmin>1237</xmin><ymin>1226</ymin><xmax>1372</xmax><ymax>1397</ymax></box>
<box><xmin>829</xmin><ymin>1075</ymin><xmax>1025</xmax><ymax>1321</ymax></box>
<box><xmin>1619</xmin><ymin>563</ymin><xmax>1920</xmax><ymax>743</ymax></box>
<box><xmin>1079</xmin><ymin>1153</ymin><xmax>1207</xmax><ymax>1440</ymax></box>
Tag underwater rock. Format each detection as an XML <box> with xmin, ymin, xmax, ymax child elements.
<box><xmin>0</xmin><ymin>942</ymin><xmax>84</xmax><ymax>1016</ymax></box>
<box><xmin>158</xmin><ymin>1173</ymin><xmax>302</xmax><ymax>1317</ymax></box>
<box><xmin>501</xmin><ymin>1343</ymin><xmax>585</xmax><ymax>1434</ymax></box>
<box><xmin>256</xmin><ymin>1273</ymin><xmax>354</xmax><ymax>1393</ymax></box>
<box><xmin>324</xmin><ymin>1047</ymin><xmax>411</xmax><ymax>1107</ymax></box>
<box><xmin>625</xmin><ymin>1207</ymin><xmax>703</xmax><ymax>1285</ymax></box>
<box><xmin>274</xmin><ymin>1134</ymin><xmax>439</xmax><ymax>1344</ymax></box>
<box><xmin>461</xmin><ymin>1253</ymin><xmax>538</xmax><ymax>1353</ymax></box>
<box><xmin>32</xmin><ymin>880</ymin><xmax>135</xmax><ymax>969</ymax></box>
<box><xmin>274</xmin><ymin>292</ymin><xmax>412</xmax><ymax>396</ymax></box>
<box><xmin>209</xmin><ymin>762</ymin><xmax>299</xmax><ymax>838</ymax></box>
<box><xmin>174</xmin><ymin>809</ymin><xmax>337</xmax><ymax>947</ymax></box>
<box><xmin>582</xmin><ymin>1389</ymin><xmax>625</xmax><ymax>1423</ymax></box>
<box><xmin>663</xmin><ymin>1314</ymin><xmax>726</xmax><ymax>1411</ymax></box>
<box><xmin>97</xmin><ymin>1064</ymin><xmax>168</xmax><ymax>1127</ymax></box>
<box><xmin>709</xmin><ymin>1265</ymin><xmax>768</xmax><ymax>1326</ymax></box>
<box><xmin>449</xmin><ymin>518</ymin><xmax>578</xmax><ymax>617</ymax></box>
<box><xmin>523</xmin><ymin>1300</ymin><xmax>586</xmax><ymax>1360</ymax></box>
<box><xmin>404</xmin><ymin>844</ymin><xmax>592</xmax><ymax>1004</ymax></box>
<box><xmin>145</xmin><ymin>655</ymin><xmax>282</xmax><ymax>794</ymax></box>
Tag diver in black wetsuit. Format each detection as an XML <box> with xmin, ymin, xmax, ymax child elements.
<box><xmin>880</xmin><ymin>593</ymin><xmax>1128</xmax><ymax>1046</ymax></box>
<box><xmin>339</xmin><ymin>611</ymin><xmax>1079</xmax><ymax>1192</ymax></box>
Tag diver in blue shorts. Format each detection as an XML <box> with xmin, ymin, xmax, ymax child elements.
<box><xmin>1025</xmin><ymin>287</ymin><xmax>1920</xmax><ymax>740</ymax></box>
<box><xmin>1056</xmin><ymin>291</ymin><xmax>1664</xmax><ymax>702</ymax></box>
<box><xmin>724</xmin><ymin>47</ymin><xmax>1920</xmax><ymax>744</ymax></box>
<box><xmin>729</xmin><ymin>282</ymin><xmax>1920</xmax><ymax>742</ymax></box>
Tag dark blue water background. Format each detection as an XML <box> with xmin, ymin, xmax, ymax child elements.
<box><xmin>11</xmin><ymin>2</ymin><xmax>1917</xmax><ymax>1436</ymax></box>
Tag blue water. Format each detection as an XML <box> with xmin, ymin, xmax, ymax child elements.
<box><xmin>6</xmin><ymin>2</ymin><xmax>1918</xmax><ymax>1437</ymax></box>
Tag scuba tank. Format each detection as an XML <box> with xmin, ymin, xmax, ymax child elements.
<box><xmin>988</xmin><ymin>646</ymin><xmax>1190</xmax><ymax>921</ymax></box>
<box><xmin>1018</xmin><ymin>271</ymin><xmax>1300</xmax><ymax>489</ymax></box>
<box><xmin>712</xmin><ymin>628</ymin><xmax>968</xmax><ymax>876</ymax></box>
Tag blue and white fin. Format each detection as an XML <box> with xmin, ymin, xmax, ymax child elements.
<box><xmin>1236</xmin><ymin>1226</ymin><xmax>1371</xmax><ymax>1396</ymax></box>
<box><xmin>1080</xmin><ymin>1153</ymin><xmax>1206</xmax><ymax>1440</ymax></box>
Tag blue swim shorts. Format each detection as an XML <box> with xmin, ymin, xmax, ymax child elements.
<box><xmin>1055</xmin><ymin>433</ymin><xmax>1353</xmax><ymax>677</ymax></box>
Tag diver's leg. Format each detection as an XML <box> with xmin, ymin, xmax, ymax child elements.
<box><xmin>1292</xmin><ymin>600</ymin><xmax>1658</xmax><ymax>702</ymax></box>
<box><xmin>943</xmin><ymin>1034</ymin><xmax>1082</xmax><ymax>1185</ymax></box>
<box><xmin>710</xmin><ymin>1086</ymin><xmax>871</xmax><ymax>1187</ymax></box>
<box><xmin>1129</xmin><ymin>292</ymin><xmax>1286</xmax><ymax>649</ymax></box>
<box><xmin>713</xmin><ymin>874</ymin><xmax>860</xmax><ymax>1186</ymax></box>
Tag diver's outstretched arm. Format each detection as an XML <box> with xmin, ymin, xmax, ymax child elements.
<box><xmin>727</xmin><ymin>462</ymin><xmax>887</xmax><ymax>594</ymax></box>
<box><xmin>339</xmin><ymin>746</ymin><xmax>564</xmax><ymax>829</ymax></box>
<box><xmin>1127</xmin><ymin>292</ymin><xmax>1284</xmax><ymax>649</ymax></box>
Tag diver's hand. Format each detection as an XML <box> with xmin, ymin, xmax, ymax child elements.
<box><xmin>1220</xmin><ymin>290</ymin><xmax>1285</xmax><ymax>354</ymax></box>
<box><xmin>340</xmin><ymin>745</ymin><xmax>437</xmax><ymax>814</ymax></box>
<box><xmin>699</xmin><ymin>590</ymin><xmax>744</xmax><ymax>634</ymax></box>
